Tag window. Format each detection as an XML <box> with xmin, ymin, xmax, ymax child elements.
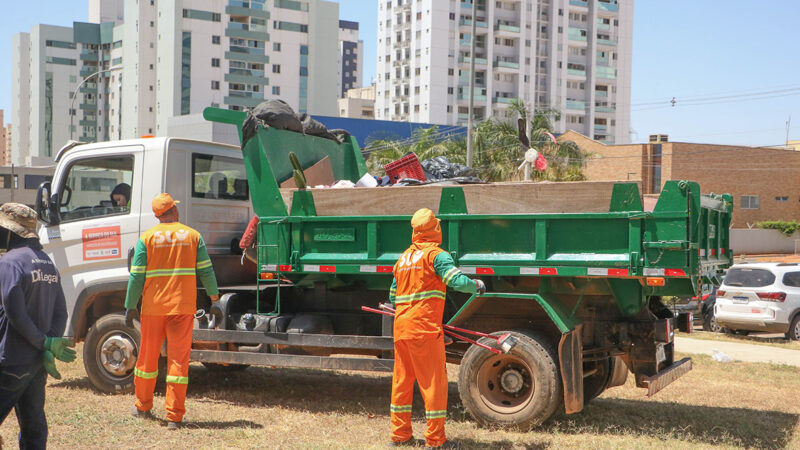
<box><xmin>191</xmin><ymin>154</ymin><xmax>249</xmax><ymax>200</ymax></box>
<box><xmin>24</xmin><ymin>174</ymin><xmax>52</xmax><ymax>190</ymax></box>
<box><xmin>212</xmin><ymin>35</ymin><xmax>220</xmax><ymax>44</ymax></box>
<box><xmin>59</xmin><ymin>156</ymin><xmax>135</xmax><ymax>222</ymax></box>
<box><xmin>724</xmin><ymin>268</ymin><xmax>775</xmax><ymax>288</ymax></box>
<box><xmin>272</xmin><ymin>86</ymin><xmax>280</xmax><ymax>95</ymax></box>
<box><xmin>273</xmin><ymin>42</ymin><xmax>281</xmax><ymax>51</ymax></box>
<box><xmin>211</xmin><ymin>58</ymin><xmax>220</xmax><ymax>67</ymax></box>
<box><xmin>783</xmin><ymin>272</ymin><xmax>800</xmax><ymax>287</ymax></box>
<box><xmin>741</xmin><ymin>195</ymin><xmax>760</xmax><ymax>210</ymax></box>
<box><xmin>272</xmin><ymin>64</ymin><xmax>281</xmax><ymax>73</ymax></box>
<box><xmin>211</xmin><ymin>80</ymin><xmax>220</xmax><ymax>90</ymax></box>
<box><xmin>775</xmin><ymin>196</ymin><xmax>789</xmax><ymax>202</ymax></box>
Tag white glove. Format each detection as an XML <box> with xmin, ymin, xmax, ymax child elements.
<box><xmin>475</xmin><ymin>279</ymin><xmax>486</xmax><ymax>295</ymax></box>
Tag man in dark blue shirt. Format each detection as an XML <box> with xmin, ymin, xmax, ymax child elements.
<box><xmin>0</xmin><ymin>203</ymin><xmax>75</xmax><ymax>449</ymax></box>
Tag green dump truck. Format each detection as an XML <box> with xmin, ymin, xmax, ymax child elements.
<box><xmin>188</xmin><ymin>108</ymin><xmax>732</xmax><ymax>427</ymax></box>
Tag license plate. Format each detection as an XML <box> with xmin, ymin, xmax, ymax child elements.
<box><xmin>733</xmin><ymin>296</ymin><xmax>748</xmax><ymax>303</ymax></box>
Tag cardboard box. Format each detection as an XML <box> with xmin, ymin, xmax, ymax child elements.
<box><xmin>280</xmin><ymin>156</ymin><xmax>335</xmax><ymax>188</ymax></box>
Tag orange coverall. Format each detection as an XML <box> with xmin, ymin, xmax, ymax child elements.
<box><xmin>388</xmin><ymin>209</ymin><xmax>478</xmax><ymax>447</ymax></box>
<box><xmin>124</xmin><ymin>222</ymin><xmax>218</xmax><ymax>423</ymax></box>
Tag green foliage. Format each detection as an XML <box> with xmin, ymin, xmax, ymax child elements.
<box><xmin>756</xmin><ymin>221</ymin><xmax>800</xmax><ymax>236</ymax></box>
<box><xmin>364</xmin><ymin>98</ymin><xmax>590</xmax><ymax>182</ymax></box>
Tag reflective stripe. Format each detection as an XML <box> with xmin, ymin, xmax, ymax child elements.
<box><xmin>425</xmin><ymin>410</ymin><xmax>447</xmax><ymax>419</ymax></box>
<box><xmin>393</xmin><ymin>290</ymin><xmax>446</xmax><ymax>304</ymax></box>
<box><xmin>134</xmin><ymin>368</ymin><xmax>158</xmax><ymax>379</ymax></box>
<box><xmin>390</xmin><ymin>404</ymin><xmax>413</xmax><ymax>413</ymax></box>
<box><xmin>441</xmin><ymin>267</ymin><xmax>460</xmax><ymax>285</ymax></box>
<box><xmin>145</xmin><ymin>268</ymin><xmax>197</xmax><ymax>278</ymax></box>
<box><xmin>165</xmin><ymin>375</ymin><xmax>189</xmax><ymax>385</ymax></box>
<box><xmin>130</xmin><ymin>266</ymin><xmax>147</xmax><ymax>274</ymax></box>
<box><xmin>196</xmin><ymin>259</ymin><xmax>212</xmax><ymax>269</ymax></box>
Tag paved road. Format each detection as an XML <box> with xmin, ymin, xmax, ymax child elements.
<box><xmin>675</xmin><ymin>336</ymin><xmax>800</xmax><ymax>367</ymax></box>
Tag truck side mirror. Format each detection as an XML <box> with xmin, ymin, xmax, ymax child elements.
<box><xmin>35</xmin><ymin>181</ymin><xmax>51</xmax><ymax>224</ymax></box>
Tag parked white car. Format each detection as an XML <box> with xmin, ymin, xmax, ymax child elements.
<box><xmin>715</xmin><ymin>263</ymin><xmax>800</xmax><ymax>340</ymax></box>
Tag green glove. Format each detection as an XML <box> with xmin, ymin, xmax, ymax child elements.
<box><xmin>44</xmin><ymin>337</ymin><xmax>77</xmax><ymax>363</ymax></box>
<box><xmin>43</xmin><ymin>351</ymin><xmax>62</xmax><ymax>380</ymax></box>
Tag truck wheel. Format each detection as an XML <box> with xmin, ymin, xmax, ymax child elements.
<box><xmin>583</xmin><ymin>357</ymin><xmax>612</xmax><ymax>404</ymax></box>
<box><xmin>83</xmin><ymin>313</ymin><xmax>139</xmax><ymax>394</ymax></box>
<box><xmin>787</xmin><ymin>316</ymin><xmax>800</xmax><ymax>341</ymax></box>
<box><xmin>457</xmin><ymin>330</ymin><xmax>562</xmax><ymax>429</ymax></box>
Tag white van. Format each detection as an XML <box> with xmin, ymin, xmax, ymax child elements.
<box><xmin>35</xmin><ymin>137</ymin><xmax>254</xmax><ymax>391</ymax></box>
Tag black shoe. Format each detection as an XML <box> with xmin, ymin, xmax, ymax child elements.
<box><xmin>388</xmin><ymin>438</ymin><xmax>416</xmax><ymax>447</ymax></box>
<box><xmin>167</xmin><ymin>421</ymin><xmax>180</xmax><ymax>430</ymax></box>
<box><xmin>130</xmin><ymin>405</ymin><xmax>152</xmax><ymax>418</ymax></box>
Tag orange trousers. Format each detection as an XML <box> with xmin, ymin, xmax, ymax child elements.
<box><xmin>134</xmin><ymin>314</ymin><xmax>193</xmax><ymax>423</ymax></box>
<box><xmin>390</xmin><ymin>335</ymin><xmax>448</xmax><ymax>447</ymax></box>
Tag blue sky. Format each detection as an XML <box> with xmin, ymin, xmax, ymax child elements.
<box><xmin>2</xmin><ymin>0</ymin><xmax>799</xmax><ymax>146</ymax></box>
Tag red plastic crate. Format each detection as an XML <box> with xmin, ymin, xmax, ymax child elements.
<box><xmin>384</xmin><ymin>152</ymin><xmax>426</xmax><ymax>184</ymax></box>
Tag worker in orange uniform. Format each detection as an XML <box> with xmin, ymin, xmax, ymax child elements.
<box><xmin>388</xmin><ymin>208</ymin><xmax>485</xmax><ymax>448</ymax></box>
<box><xmin>123</xmin><ymin>193</ymin><xmax>219</xmax><ymax>429</ymax></box>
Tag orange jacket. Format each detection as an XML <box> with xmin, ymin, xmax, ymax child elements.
<box><xmin>392</xmin><ymin>244</ymin><xmax>447</xmax><ymax>340</ymax></box>
<box><xmin>124</xmin><ymin>222</ymin><xmax>218</xmax><ymax>316</ymax></box>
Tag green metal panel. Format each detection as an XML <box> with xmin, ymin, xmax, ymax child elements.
<box><xmin>448</xmin><ymin>292</ymin><xmax>579</xmax><ymax>333</ymax></box>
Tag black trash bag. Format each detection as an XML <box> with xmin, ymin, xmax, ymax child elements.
<box><xmin>241</xmin><ymin>100</ymin><xmax>303</xmax><ymax>149</ymax></box>
<box><xmin>329</xmin><ymin>129</ymin><xmax>351</xmax><ymax>142</ymax></box>
<box><xmin>421</xmin><ymin>156</ymin><xmax>476</xmax><ymax>180</ymax></box>
<box><xmin>296</xmin><ymin>113</ymin><xmax>340</xmax><ymax>143</ymax></box>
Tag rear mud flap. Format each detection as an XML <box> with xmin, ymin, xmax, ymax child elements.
<box><xmin>640</xmin><ymin>357</ymin><xmax>692</xmax><ymax>397</ymax></box>
<box><xmin>558</xmin><ymin>324</ymin><xmax>583</xmax><ymax>414</ymax></box>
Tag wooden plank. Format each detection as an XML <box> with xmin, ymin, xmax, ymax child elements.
<box><xmin>279</xmin><ymin>181</ymin><xmax>637</xmax><ymax>216</ymax></box>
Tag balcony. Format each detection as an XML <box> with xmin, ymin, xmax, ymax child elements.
<box><xmin>458</xmin><ymin>18</ymin><xmax>489</xmax><ymax>29</ymax></box>
<box><xmin>457</xmin><ymin>93</ymin><xmax>487</xmax><ymax>102</ymax></box>
<box><xmin>225</xmin><ymin>49</ymin><xmax>269</xmax><ymax>63</ymax></box>
<box><xmin>493</xmin><ymin>58</ymin><xmax>520</xmax><ymax>71</ymax></box>
<box><xmin>458</xmin><ymin>56</ymin><xmax>488</xmax><ymax>66</ymax></box>
<box><xmin>598</xmin><ymin>1</ymin><xmax>619</xmax><ymax>12</ymax></box>
<box><xmin>566</xmin><ymin>100</ymin><xmax>585</xmax><ymax>111</ymax></box>
<box><xmin>568</xmin><ymin>28</ymin><xmax>587</xmax><ymax>42</ymax></box>
<box><xmin>80</xmin><ymin>51</ymin><xmax>99</xmax><ymax>62</ymax></box>
<box><xmin>597</xmin><ymin>21</ymin><xmax>611</xmax><ymax>31</ymax></box>
<box><xmin>595</xmin><ymin>90</ymin><xmax>609</xmax><ymax>98</ymax></box>
<box><xmin>595</xmin><ymin>66</ymin><xmax>616</xmax><ymax>79</ymax></box>
<box><xmin>225</xmin><ymin>73</ymin><xmax>269</xmax><ymax>85</ymax></box>
<box><xmin>569</xmin><ymin>0</ymin><xmax>588</xmax><ymax>7</ymax></box>
<box><xmin>595</xmin><ymin>106</ymin><xmax>616</xmax><ymax>113</ymax></box>
<box><xmin>226</xmin><ymin>22</ymin><xmax>269</xmax><ymax>40</ymax></box>
<box><xmin>597</xmin><ymin>36</ymin><xmax>618</xmax><ymax>46</ymax></box>
<box><xmin>594</xmin><ymin>124</ymin><xmax>608</xmax><ymax>132</ymax></box>
<box><xmin>494</xmin><ymin>23</ymin><xmax>520</xmax><ymax>37</ymax></box>
<box><xmin>492</xmin><ymin>96</ymin><xmax>515</xmax><ymax>105</ymax></box>
<box><xmin>567</xmin><ymin>68</ymin><xmax>586</xmax><ymax>77</ymax></box>
<box><xmin>225</xmin><ymin>5</ymin><xmax>270</xmax><ymax>18</ymax></box>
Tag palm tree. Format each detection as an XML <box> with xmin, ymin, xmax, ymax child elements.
<box><xmin>364</xmin><ymin>126</ymin><xmax>466</xmax><ymax>176</ymax></box>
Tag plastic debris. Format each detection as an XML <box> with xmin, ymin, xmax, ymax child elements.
<box><xmin>711</xmin><ymin>348</ymin><xmax>731</xmax><ymax>363</ymax></box>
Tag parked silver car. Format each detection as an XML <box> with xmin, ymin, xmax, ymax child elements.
<box><xmin>715</xmin><ymin>263</ymin><xmax>800</xmax><ymax>340</ymax></box>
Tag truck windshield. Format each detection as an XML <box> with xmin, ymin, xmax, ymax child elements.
<box><xmin>723</xmin><ymin>268</ymin><xmax>775</xmax><ymax>287</ymax></box>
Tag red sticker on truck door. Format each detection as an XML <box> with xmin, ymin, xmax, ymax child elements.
<box><xmin>82</xmin><ymin>226</ymin><xmax>122</xmax><ymax>260</ymax></box>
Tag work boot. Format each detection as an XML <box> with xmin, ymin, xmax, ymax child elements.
<box><xmin>130</xmin><ymin>405</ymin><xmax>152</xmax><ymax>418</ymax></box>
<box><xmin>387</xmin><ymin>438</ymin><xmax>417</xmax><ymax>447</ymax></box>
<box><xmin>166</xmin><ymin>421</ymin><xmax>180</xmax><ymax>430</ymax></box>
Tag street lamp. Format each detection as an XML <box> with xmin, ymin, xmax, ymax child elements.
<box><xmin>69</xmin><ymin>65</ymin><xmax>123</xmax><ymax>141</ymax></box>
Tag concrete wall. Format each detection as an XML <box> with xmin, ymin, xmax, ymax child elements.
<box><xmin>731</xmin><ymin>229</ymin><xmax>800</xmax><ymax>255</ymax></box>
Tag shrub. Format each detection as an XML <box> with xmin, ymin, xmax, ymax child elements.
<box><xmin>756</xmin><ymin>221</ymin><xmax>800</xmax><ymax>237</ymax></box>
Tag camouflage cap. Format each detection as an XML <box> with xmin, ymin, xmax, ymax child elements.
<box><xmin>0</xmin><ymin>203</ymin><xmax>38</xmax><ymax>239</ymax></box>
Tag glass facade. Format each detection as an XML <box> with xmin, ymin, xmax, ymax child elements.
<box><xmin>181</xmin><ymin>32</ymin><xmax>191</xmax><ymax>115</ymax></box>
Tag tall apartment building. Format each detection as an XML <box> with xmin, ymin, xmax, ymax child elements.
<box><xmin>338</xmin><ymin>20</ymin><xmax>363</xmax><ymax>98</ymax></box>
<box><xmin>0</xmin><ymin>111</ymin><xmax>10</xmax><ymax>166</ymax></box>
<box><xmin>12</xmin><ymin>0</ymin><xmax>350</xmax><ymax>163</ymax></box>
<box><xmin>375</xmin><ymin>0</ymin><xmax>632</xmax><ymax>144</ymax></box>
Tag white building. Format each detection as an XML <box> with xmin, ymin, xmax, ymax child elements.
<box><xmin>375</xmin><ymin>0</ymin><xmax>632</xmax><ymax>144</ymax></box>
<box><xmin>12</xmin><ymin>0</ymin><xmax>352</xmax><ymax>162</ymax></box>
<box><xmin>338</xmin><ymin>85</ymin><xmax>375</xmax><ymax>119</ymax></box>
<box><xmin>338</xmin><ymin>20</ymin><xmax>363</xmax><ymax>98</ymax></box>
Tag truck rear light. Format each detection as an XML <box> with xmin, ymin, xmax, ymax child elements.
<box><xmin>320</xmin><ymin>265</ymin><xmax>336</xmax><ymax>273</ymax></box>
<box><xmin>756</xmin><ymin>292</ymin><xmax>786</xmax><ymax>302</ymax></box>
<box><xmin>716</xmin><ymin>290</ymin><xmax>726</xmax><ymax>297</ymax></box>
<box><xmin>539</xmin><ymin>267</ymin><xmax>557</xmax><ymax>275</ymax></box>
<box><xmin>654</xmin><ymin>318</ymin><xmax>674</xmax><ymax>343</ymax></box>
<box><xmin>665</xmin><ymin>268</ymin><xmax>687</xmax><ymax>277</ymax></box>
<box><xmin>259</xmin><ymin>273</ymin><xmax>276</xmax><ymax>280</ymax></box>
<box><xmin>476</xmin><ymin>267</ymin><xmax>495</xmax><ymax>275</ymax></box>
<box><xmin>647</xmin><ymin>277</ymin><xmax>665</xmax><ymax>286</ymax></box>
<box><xmin>278</xmin><ymin>265</ymin><xmax>292</xmax><ymax>272</ymax></box>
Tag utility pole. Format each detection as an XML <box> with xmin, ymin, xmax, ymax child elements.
<box><xmin>466</xmin><ymin>6</ymin><xmax>477</xmax><ymax>167</ymax></box>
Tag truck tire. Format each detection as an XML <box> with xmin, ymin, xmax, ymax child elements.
<box><xmin>83</xmin><ymin>313</ymin><xmax>140</xmax><ymax>394</ymax></box>
<box><xmin>457</xmin><ymin>330</ymin><xmax>562</xmax><ymax>429</ymax></box>
<box><xmin>703</xmin><ymin>311</ymin><xmax>722</xmax><ymax>333</ymax></box>
<box><xmin>582</xmin><ymin>357</ymin><xmax>612</xmax><ymax>404</ymax></box>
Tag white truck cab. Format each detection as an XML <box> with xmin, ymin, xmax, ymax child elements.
<box><xmin>35</xmin><ymin>137</ymin><xmax>253</xmax><ymax>392</ymax></box>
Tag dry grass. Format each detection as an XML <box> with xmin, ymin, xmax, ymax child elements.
<box><xmin>680</xmin><ymin>330</ymin><xmax>800</xmax><ymax>351</ymax></box>
<box><xmin>1</xmin><ymin>346</ymin><xmax>799</xmax><ymax>449</ymax></box>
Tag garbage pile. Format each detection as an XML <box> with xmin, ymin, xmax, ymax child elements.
<box><xmin>241</xmin><ymin>99</ymin><xmax>349</xmax><ymax>149</ymax></box>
